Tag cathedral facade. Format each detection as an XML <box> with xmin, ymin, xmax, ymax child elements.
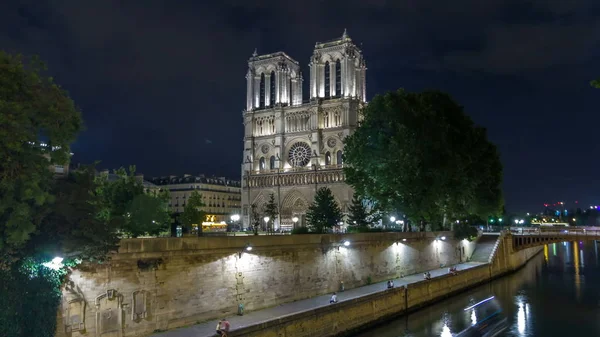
<box><xmin>240</xmin><ymin>30</ymin><xmax>367</xmax><ymax>230</ymax></box>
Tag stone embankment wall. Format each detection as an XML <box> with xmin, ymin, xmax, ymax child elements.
<box><xmin>234</xmin><ymin>234</ymin><xmax>542</xmax><ymax>337</ymax></box>
<box><xmin>56</xmin><ymin>232</ymin><xmax>473</xmax><ymax>337</ymax></box>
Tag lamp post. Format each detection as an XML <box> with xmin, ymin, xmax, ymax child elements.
<box><xmin>292</xmin><ymin>216</ymin><xmax>299</xmax><ymax>229</ymax></box>
<box><xmin>263</xmin><ymin>216</ymin><xmax>270</xmax><ymax>232</ymax></box>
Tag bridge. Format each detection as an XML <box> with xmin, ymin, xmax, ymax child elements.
<box><xmin>510</xmin><ymin>227</ymin><xmax>600</xmax><ymax>250</ymax></box>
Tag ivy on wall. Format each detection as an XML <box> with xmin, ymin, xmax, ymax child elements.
<box><xmin>0</xmin><ymin>258</ymin><xmax>69</xmax><ymax>337</ymax></box>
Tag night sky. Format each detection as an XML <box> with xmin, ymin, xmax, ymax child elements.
<box><xmin>1</xmin><ymin>1</ymin><xmax>599</xmax><ymax>214</ymax></box>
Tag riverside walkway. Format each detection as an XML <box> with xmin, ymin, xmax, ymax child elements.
<box><xmin>153</xmin><ymin>261</ymin><xmax>484</xmax><ymax>337</ymax></box>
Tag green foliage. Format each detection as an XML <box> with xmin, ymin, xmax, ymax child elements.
<box><xmin>306</xmin><ymin>187</ymin><xmax>343</xmax><ymax>233</ymax></box>
<box><xmin>0</xmin><ymin>51</ymin><xmax>82</xmax><ymax>252</ymax></box>
<box><xmin>250</xmin><ymin>204</ymin><xmax>262</xmax><ymax>234</ymax></box>
<box><xmin>291</xmin><ymin>226</ymin><xmax>310</xmax><ymax>234</ymax></box>
<box><xmin>347</xmin><ymin>195</ymin><xmax>371</xmax><ymax>227</ymax></box>
<box><xmin>346</xmin><ymin>225</ymin><xmax>371</xmax><ymax>233</ymax></box>
<box><xmin>592</xmin><ymin>79</ymin><xmax>600</xmax><ymax>88</ymax></box>
<box><xmin>0</xmin><ymin>257</ymin><xmax>67</xmax><ymax>337</ymax></box>
<box><xmin>343</xmin><ymin>89</ymin><xmax>504</xmax><ymax>229</ymax></box>
<box><xmin>454</xmin><ymin>222</ymin><xmax>479</xmax><ymax>241</ymax></box>
<box><xmin>126</xmin><ymin>194</ymin><xmax>170</xmax><ymax>237</ymax></box>
<box><xmin>180</xmin><ymin>191</ymin><xmax>206</xmax><ymax>236</ymax></box>
<box><xmin>94</xmin><ymin>166</ymin><xmax>170</xmax><ymax>238</ymax></box>
<box><xmin>263</xmin><ymin>193</ymin><xmax>279</xmax><ymax>231</ymax></box>
<box><xmin>28</xmin><ymin>166</ymin><xmax>120</xmax><ymax>261</ymax></box>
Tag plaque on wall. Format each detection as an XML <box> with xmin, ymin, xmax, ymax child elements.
<box><xmin>132</xmin><ymin>290</ymin><xmax>148</xmax><ymax>321</ymax></box>
<box><xmin>95</xmin><ymin>290</ymin><xmax>123</xmax><ymax>337</ymax></box>
<box><xmin>65</xmin><ymin>298</ymin><xmax>86</xmax><ymax>333</ymax></box>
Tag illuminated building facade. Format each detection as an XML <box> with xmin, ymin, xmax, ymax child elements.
<box><xmin>150</xmin><ymin>175</ymin><xmax>242</xmax><ymax>223</ymax></box>
<box><xmin>241</xmin><ymin>30</ymin><xmax>367</xmax><ymax>230</ymax></box>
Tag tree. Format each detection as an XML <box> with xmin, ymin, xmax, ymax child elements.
<box><xmin>0</xmin><ymin>51</ymin><xmax>82</xmax><ymax>254</ymax></box>
<box><xmin>453</xmin><ymin>222</ymin><xmax>478</xmax><ymax>241</ymax></box>
<box><xmin>263</xmin><ymin>193</ymin><xmax>279</xmax><ymax>232</ymax></box>
<box><xmin>126</xmin><ymin>194</ymin><xmax>170</xmax><ymax>237</ymax></box>
<box><xmin>250</xmin><ymin>204</ymin><xmax>261</xmax><ymax>235</ymax></box>
<box><xmin>180</xmin><ymin>191</ymin><xmax>206</xmax><ymax>236</ymax></box>
<box><xmin>343</xmin><ymin>89</ymin><xmax>504</xmax><ymax>230</ymax></box>
<box><xmin>592</xmin><ymin>79</ymin><xmax>600</xmax><ymax>88</ymax></box>
<box><xmin>306</xmin><ymin>187</ymin><xmax>343</xmax><ymax>233</ymax></box>
<box><xmin>29</xmin><ymin>165</ymin><xmax>120</xmax><ymax>261</ymax></box>
<box><xmin>347</xmin><ymin>195</ymin><xmax>371</xmax><ymax>228</ymax></box>
<box><xmin>94</xmin><ymin>166</ymin><xmax>170</xmax><ymax>237</ymax></box>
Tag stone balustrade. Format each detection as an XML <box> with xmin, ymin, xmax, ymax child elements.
<box><xmin>246</xmin><ymin>167</ymin><xmax>345</xmax><ymax>188</ymax></box>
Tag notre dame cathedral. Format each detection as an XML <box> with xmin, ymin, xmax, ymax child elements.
<box><xmin>241</xmin><ymin>30</ymin><xmax>367</xmax><ymax>230</ymax></box>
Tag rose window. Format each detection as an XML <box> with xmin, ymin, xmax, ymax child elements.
<box><xmin>288</xmin><ymin>142</ymin><xmax>312</xmax><ymax>167</ymax></box>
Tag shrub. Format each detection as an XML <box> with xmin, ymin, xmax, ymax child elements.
<box><xmin>291</xmin><ymin>227</ymin><xmax>310</xmax><ymax>234</ymax></box>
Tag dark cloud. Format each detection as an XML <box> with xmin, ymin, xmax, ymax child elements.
<box><xmin>1</xmin><ymin>0</ymin><xmax>599</xmax><ymax>213</ymax></box>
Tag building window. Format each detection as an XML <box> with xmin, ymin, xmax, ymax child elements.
<box><xmin>324</xmin><ymin>61</ymin><xmax>331</xmax><ymax>98</ymax></box>
<box><xmin>259</xmin><ymin>157</ymin><xmax>265</xmax><ymax>170</ymax></box>
<box><xmin>336</xmin><ymin>150</ymin><xmax>343</xmax><ymax>165</ymax></box>
<box><xmin>270</xmin><ymin>156</ymin><xmax>276</xmax><ymax>170</ymax></box>
<box><xmin>335</xmin><ymin>59</ymin><xmax>341</xmax><ymax>97</ymax></box>
<box><xmin>259</xmin><ymin>73</ymin><xmax>265</xmax><ymax>108</ymax></box>
<box><xmin>325</xmin><ymin>151</ymin><xmax>331</xmax><ymax>166</ymax></box>
<box><xmin>270</xmin><ymin>71</ymin><xmax>276</xmax><ymax>107</ymax></box>
<box><xmin>289</xmin><ymin>79</ymin><xmax>293</xmax><ymax>106</ymax></box>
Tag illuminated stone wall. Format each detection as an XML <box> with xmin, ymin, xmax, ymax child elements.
<box><xmin>226</xmin><ymin>235</ymin><xmax>543</xmax><ymax>337</ymax></box>
<box><xmin>55</xmin><ymin>232</ymin><xmax>474</xmax><ymax>337</ymax></box>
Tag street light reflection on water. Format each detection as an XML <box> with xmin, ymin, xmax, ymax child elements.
<box><xmin>353</xmin><ymin>239</ymin><xmax>599</xmax><ymax>337</ymax></box>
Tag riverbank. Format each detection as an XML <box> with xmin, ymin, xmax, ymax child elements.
<box><xmin>153</xmin><ymin>262</ymin><xmax>485</xmax><ymax>337</ymax></box>
<box><xmin>154</xmin><ymin>234</ymin><xmax>542</xmax><ymax>337</ymax></box>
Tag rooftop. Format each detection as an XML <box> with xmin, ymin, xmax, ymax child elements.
<box><xmin>150</xmin><ymin>174</ymin><xmax>241</xmax><ymax>188</ymax></box>
<box><xmin>249</xmin><ymin>51</ymin><xmax>299</xmax><ymax>65</ymax></box>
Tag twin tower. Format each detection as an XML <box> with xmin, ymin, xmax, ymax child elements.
<box><xmin>240</xmin><ymin>30</ymin><xmax>368</xmax><ymax>230</ymax></box>
<box><xmin>245</xmin><ymin>29</ymin><xmax>367</xmax><ymax>111</ymax></box>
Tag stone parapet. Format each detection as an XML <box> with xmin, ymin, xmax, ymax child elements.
<box><xmin>56</xmin><ymin>232</ymin><xmax>470</xmax><ymax>337</ymax></box>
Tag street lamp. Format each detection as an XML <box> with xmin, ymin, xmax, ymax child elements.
<box><xmin>263</xmin><ymin>216</ymin><xmax>270</xmax><ymax>232</ymax></box>
<box><xmin>42</xmin><ymin>256</ymin><xmax>64</xmax><ymax>270</ymax></box>
<box><xmin>231</xmin><ymin>214</ymin><xmax>240</xmax><ymax>222</ymax></box>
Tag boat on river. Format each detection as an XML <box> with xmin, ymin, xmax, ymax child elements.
<box><xmin>454</xmin><ymin>296</ymin><xmax>508</xmax><ymax>337</ymax></box>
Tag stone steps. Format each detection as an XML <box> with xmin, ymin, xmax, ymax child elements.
<box><xmin>470</xmin><ymin>235</ymin><xmax>500</xmax><ymax>263</ymax></box>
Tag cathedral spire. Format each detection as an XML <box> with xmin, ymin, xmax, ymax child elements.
<box><xmin>252</xmin><ymin>48</ymin><xmax>258</xmax><ymax>57</ymax></box>
<box><xmin>342</xmin><ymin>28</ymin><xmax>348</xmax><ymax>39</ymax></box>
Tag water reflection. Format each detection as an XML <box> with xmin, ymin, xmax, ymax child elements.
<box><xmin>354</xmin><ymin>239</ymin><xmax>600</xmax><ymax>337</ymax></box>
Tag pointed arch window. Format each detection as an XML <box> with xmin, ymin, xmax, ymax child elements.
<box><xmin>289</xmin><ymin>79</ymin><xmax>293</xmax><ymax>106</ymax></box>
<box><xmin>335</xmin><ymin>59</ymin><xmax>341</xmax><ymax>97</ymax></box>
<box><xmin>259</xmin><ymin>157</ymin><xmax>266</xmax><ymax>171</ymax></box>
<box><xmin>325</xmin><ymin>151</ymin><xmax>331</xmax><ymax>166</ymax></box>
<box><xmin>270</xmin><ymin>71</ymin><xmax>276</xmax><ymax>107</ymax></box>
<box><xmin>336</xmin><ymin>150</ymin><xmax>343</xmax><ymax>166</ymax></box>
<box><xmin>269</xmin><ymin>156</ymin><xmax>276</xmax><ymax>170</ymax></box>
<box><xmin>324</xmin><ymin>61</ymin><xmax>331</xmax><ymax>98</ymax></box>
<box><xmin>259</xmin><ymin>73</ymin><xmax>266</xmax><ymax>108</ymax></box>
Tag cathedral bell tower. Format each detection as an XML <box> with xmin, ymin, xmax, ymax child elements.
<box><xmin>245</xmin><ymin>51</ymin><xmax>303</xmax><ymax>111</ymax></box>
<box><xmin>309</xmin><ymin>29</ymin><xmax>367</xmax><ymax>102</ymax></box>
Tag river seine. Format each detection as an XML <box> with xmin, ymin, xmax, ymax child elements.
<box><xmin>355</xmin><ymin>240</ymin><xmax>600</xmax><ymax>336</ymax></box>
